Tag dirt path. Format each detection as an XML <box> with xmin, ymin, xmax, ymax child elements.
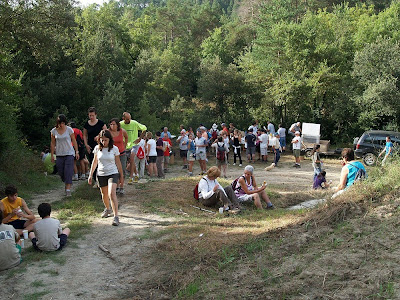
<box><xmin>0</xmin><ymin>153</ymin><xmax>343</xmax><ymax>299</ymax></box>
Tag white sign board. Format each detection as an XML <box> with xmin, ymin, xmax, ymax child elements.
<box><xmin>302</xmin><ymin>123</ymin><xmax>320</xmax><ymax>137</ymax></box>
<box><xmin>302</xmin><ymin>122</ymin><xmax>320</xmax><ymax>144</ymax></box>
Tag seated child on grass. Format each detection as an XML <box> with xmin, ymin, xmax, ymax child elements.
<box><xmin>313</xmin><ymin>171</ymin><xmax>331</xmax><ymax>189</ymax></box>
<box><xmin>0</xmin><ymin>209</ymin><xmax>22</xmax><ymax>271</ymax></box>
<box><xmin>0</xmin><ymin>185</ymin><xmax>36</xmax><ymax>235</ymax></box>
<box><xmin>29</xmin><ymin>203</ymin><xmax>70</xmax><ymax>251</ymax></box>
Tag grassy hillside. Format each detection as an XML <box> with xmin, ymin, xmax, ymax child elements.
<box><xmin>122</xmin><ymin>160</ymin><xmax>400</xmax><ymax>299</ymax></box>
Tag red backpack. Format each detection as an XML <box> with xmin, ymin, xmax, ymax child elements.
<box><xmin>193</xmin><ymin>178</ymin><xmax>208</xmax><ymax>200</ymax></box>
<box><xmin>136</xmin><ymin>146</ymin><xmax>145</xmax><ymax>159</ymax></box>
<box><xmin>216</xmin><ymin>142</ymin><xmax>226</xmax><ymax>161</ymax></box>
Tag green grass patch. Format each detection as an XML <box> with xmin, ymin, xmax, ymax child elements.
<box><xmin>142</xmin><ymin>198</ymin><xmax>166</xmax><ymax>213</ymax></box>
<box><xmin>176</xmin><ymin>276</ymin><xmax>204</xmax><ymax>299</ymax></box>
<box><xmin>23</xmin><ymin>291</ymin><xmax>49</xmax><ymax>300</ymax></box>
<box><xmin>22</xmin><ymin>247</ymin><xmax>67</xmax><ymax>266</ymax></box>
<box><xmin>31</xmin><ymin>279</ymin><xmax>46</xmax><ymax>287</ymax></box>
<box><xmin>51</xmin><ymin>184</ymin><xmax>104</xmax><ymax>238</ymax></box>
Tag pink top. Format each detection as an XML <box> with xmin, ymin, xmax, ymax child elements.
<box><xmin>113</xmin><ymin>130</ymin><xmax>125</xmax><ymax>154</ymax></box>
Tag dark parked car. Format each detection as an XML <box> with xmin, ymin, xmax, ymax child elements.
<box><xmin>353</xmin><ymin>130</ymin><xmax>400</xmax><ymax>166</ymax></box>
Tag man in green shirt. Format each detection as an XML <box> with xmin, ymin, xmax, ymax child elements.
<box><xmin>120</xmin><ymin>112</ymin><xmax>147</xmax><ymax>183</ymax></box>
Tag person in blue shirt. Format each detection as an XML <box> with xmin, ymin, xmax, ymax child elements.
<box><xmin>378</xmin><ymin>136</ymin><xmax>393</xmax><ymax>166</ymax></box>
<box><xmin>332</xmin><ymin>148</ymin><xmax>366</xmax><ymax>198</ymax></box>
<box><xmin>160</xmin><ymin>127</ymin><xmax>172</xmax><ymax>139</ymax></box>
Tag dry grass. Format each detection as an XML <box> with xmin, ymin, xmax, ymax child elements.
<box><xmin>120</xmin><ymin>159</ymin><xmax>400</xmax><ymax>298</ymax></box>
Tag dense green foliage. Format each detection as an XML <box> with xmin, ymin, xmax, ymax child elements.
<box><xmin>1</xmin><ymin>0</ymin><xmax>400</xmax><ymax>156</ymax></box>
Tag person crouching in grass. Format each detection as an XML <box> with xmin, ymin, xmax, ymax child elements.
<box><xmin>0</xmin><ymin>185</ymin><xmax>36</xmax><ymax>236</ymax></box>
<box><xmin>29</xmin><ymin>203</ymin><xmax>70</xmax><ymax>251</ymax></box>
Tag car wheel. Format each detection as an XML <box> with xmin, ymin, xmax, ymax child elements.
<box><xmin>305</xmin><ymin>149</ymin><xmax>312</xmax><ymax>158</ymax></box>
<box><xmin>363</xmin><ymin>153</ymin><xmax>376</xmax><ymax>166</ymax></box>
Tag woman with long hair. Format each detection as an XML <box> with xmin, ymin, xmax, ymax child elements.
<box><xmin>88</xmin><ymin>130</ymin><xmax>124</xmax><ymax>226</ymax></box>
<box><xmin>109</xmin><ymin>118</ymin><xmax>128</xmax><ymax>194</ymax></box>
<box><xmin>50</xmin><ymin>114</ymin><xmax>79</xmax><ymax>196</ymax></box>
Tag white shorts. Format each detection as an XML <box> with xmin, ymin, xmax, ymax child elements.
<box><xmin>237</xmin><ymin>194</ymin><xmax>254</xmax><ymax>202</ymax></box>
<box><xmin>260</xmin><ymin>147</ymin><xmax>268</xmax><ymax>156</ymax></box>
<box><xmin>196</xmin><ymin>152</ymin><xmax>206</xmax><ymax>161</ymax></box>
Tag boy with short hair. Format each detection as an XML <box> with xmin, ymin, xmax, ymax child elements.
<box><xmin>0</xmin><ymin>185</ymin><xmax>36</xmax><ymax>235</ymax></box>
<box><xmin>0</xmin><ymin>209</ymin><xmax>22</xmax><ymax>271</ymax></box>
<box><xmin>29</xmin><ymin>203</ymin><xmax>70</xmax><ymax>251</ymax></box>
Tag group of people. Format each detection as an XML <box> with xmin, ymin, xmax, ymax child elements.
<box><xmin>2</xmin><ymin>106</ymin><xmax>391</xmax><ymax>274</ymax></box>
<box><xmin>0</xmin><ymin>185</ymin><xmax>70</xmax><ymax>271</ymax></box>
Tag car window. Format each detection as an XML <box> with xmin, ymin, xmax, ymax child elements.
<box><xmin>374</xmin><ymin>136</ymin><xmax>387</xmax><ymax>146</ymax></box>
<box><xmin>362</xmin><ymin>135</ymin><xmax>373</xmax><ymax>143</ymax></box>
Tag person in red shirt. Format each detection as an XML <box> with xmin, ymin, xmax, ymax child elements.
<box><xmin>221</xmin><ymin>123</ymin><xmax>230</xmax><ymax>135</ymax></box>
<box><xmin>162</xmin><ymin>135</ymin><xmax>172</xmax><ymax>173</ymax></box>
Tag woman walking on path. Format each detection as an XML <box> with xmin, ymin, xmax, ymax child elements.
<box><xmin>88</xmin><ymin>130</ymin><xmax>124</xmax><ymax>226</ymax></box>
<box><xmin>109</xmin><ymin>118</ymin><xmax>128</xmax><ymax>195</ymax></box>
<box><xmin>50</xmin><ymin>114</ymin><xmax>80</xmax><ymax>197</ymax></box>
<box><xmin>83</xmin><ymin>107</ymin><xmax>106</xmax><ymax>186</ymax></box>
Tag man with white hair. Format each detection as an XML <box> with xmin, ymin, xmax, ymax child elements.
<box><xmin>160</xmin><ymin>127</ymin><xmax>172</xmax><ymax>139</ymax></box>
<box><xmin>232</xmin><ymin>165</ymin><xmax>274</xmax><ymax>209</ymax></box>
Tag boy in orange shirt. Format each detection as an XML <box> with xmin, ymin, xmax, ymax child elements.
<box><xmin>0</xmin><ymin>185</ymin><xmax>36</xmax><ymax>235</ymax></box>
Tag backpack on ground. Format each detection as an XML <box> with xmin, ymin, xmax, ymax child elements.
<box><xmin>216</xmin><ymin>142</ymin><xmax>226</xmax><ymax>161</ymax></box>
<box><xmin>136</xmin><ymin>146</ymin><xmax>145</xmax><ymax>159</ymax></box>
<box><xmin>193</xmin><ymin>178</ymin><xmax>207</xmax><ymax>200</ymax></box>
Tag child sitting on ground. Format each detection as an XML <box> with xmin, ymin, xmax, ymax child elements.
<box><xmin>0</xmin><ymin>185</ymin><xmax>36</xmax><ymax>235</ymax></box>
<box><xmin>0</xmin><ymin>209</ymin><xmax>22</xmax><ymax>271</ymax></box>
<box><xmin>313</xmin><ymin>171</ymin><xmax>331</xmax><ymax>189</ymax></box>
<box><xmin>29</xmin><ymin>203</ymin><xmax>71</xmax><ymax>251</ymax></box>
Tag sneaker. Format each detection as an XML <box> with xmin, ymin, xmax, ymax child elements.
<box><xmin>72</xmin><ymin>174</ymin><xmax>79</xmax><ymax>181</ymax></box>
<box><xmin>182</xmin><ymin>165</ymin><xmax>187</xmax><ymax>169</ymax></box>
<box><xmin>128</xmin><ymin>177</ymin><xmax>134</xmax><ymax>185</ymax></box>
<box><xmin>239</xmin><ymin>164</ymin><xmax>242</xmax><ymax>167</ymax></box>
<box><xmin>188</xmin><ymin>172</ymin><xmax>193</xmax><ymax>176</ymax></box>
<box><xmin>119</xmin><ymin>188</ymin><xmax>124</xmax><ymax>195</ymax></box>
<box><xmin>232</xmin><ymin>163</ymin><xmax>236</xmax><ymax>166</ymax></box>
<box><xmin>267</xmin><ymin>204</ymin><xmax>275</xmax><ymax>210</ymax></box>
<box><xmin>101</xmin><ymin>208</ymin><xmax>112</xmax><ymax>218</ymax></box>
<box><xmin>112</xmin><ymin>216</ymin><xmax>120</xmax><ymax>226</ymax></box>
<box><xmin>65</xmin><ymin>190</ymin><xmax>72</xmax><ymax>197</ymax></box>
<box><xmin>80</xmin><ymin>174</ymin><xmax>86</xmax><ymax>180</ymax></box>
<box><xmin>116</xmin><ymin>187</ymin><xmax>120</xmax><ymax>194</ymax></box>
<box><xmin>134</xmin><ymin>175</ymin><xmax>139</xmax><ymax>183</ymax></box>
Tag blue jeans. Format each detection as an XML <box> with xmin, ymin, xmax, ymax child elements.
<box><xmin>274</xmin><ymin>149</ymin><xmax>281</xmax><ymax>165</ymax></box>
